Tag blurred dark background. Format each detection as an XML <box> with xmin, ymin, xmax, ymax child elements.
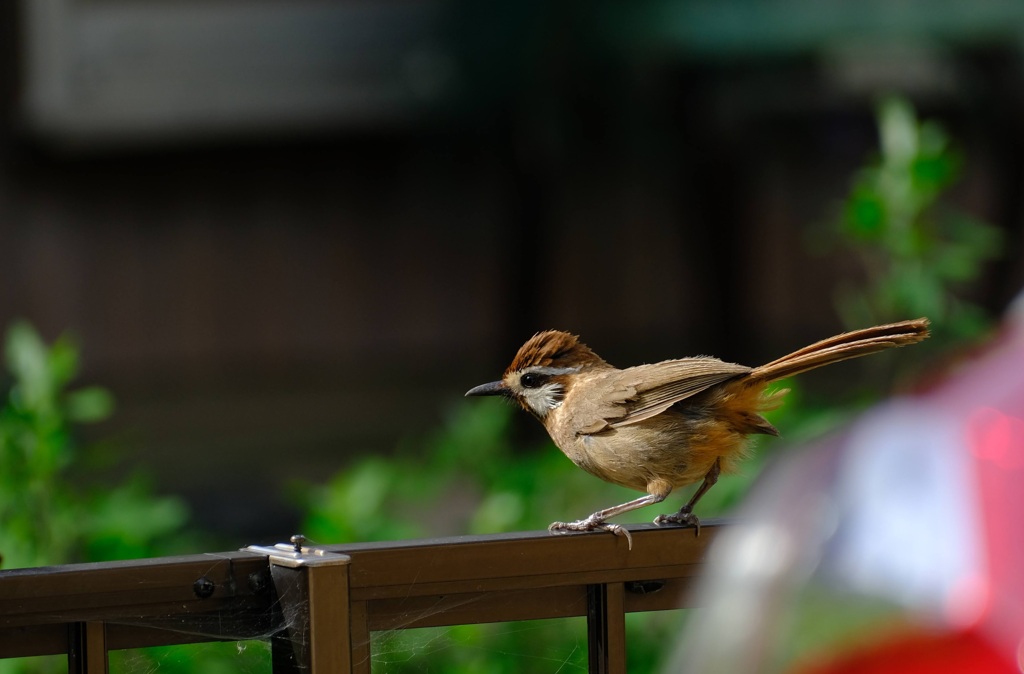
<box><xmin>1</xmin><ymin>1</ymin><xmax>1023</xmax><ymax>541</ymax></box>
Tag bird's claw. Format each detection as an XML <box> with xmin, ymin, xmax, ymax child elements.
<box><xmin>653</xmin><ymin>509</ymin><xmax>701</xmax><ymax>536</ymax></box>
<box><xmin>549</xmin><ymin>518</ymin><xmax>633</xmax><ymax>550</ymax></box>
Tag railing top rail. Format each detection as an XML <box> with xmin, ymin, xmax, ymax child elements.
<box><xmin>0</xmin><ymin>522</ymin><xmax>723</xmax><ymax>662</ymax></box>
<box><xmin>326</xmin><ymin>522</ymin><xmax>720</xmax><ymax>596</ymax></box>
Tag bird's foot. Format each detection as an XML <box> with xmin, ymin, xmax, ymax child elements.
<box><xmin>653</xmin><ymin>508</ymin><xmax>701</xmax><ymax>536</ymax></box>
<box><xmin>549</xmin><ymin>517</ymin><xmax>633</xmax><ymax>550</ymax></box>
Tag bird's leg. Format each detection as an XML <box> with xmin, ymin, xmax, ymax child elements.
<box><xmin>654</xmin><ymin>458</ymin><xmax>721</xmax><ymax>535</ymax></box>
<box><xmin>549</xmin><ymin>492</ymin><xmax>667</xmax><ymax>550</ymax></box>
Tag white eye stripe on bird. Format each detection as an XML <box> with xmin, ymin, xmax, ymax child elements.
<box><xmin>523</xmin><ymin>366</ymin><xmax>582</xmax><ymax>376</ymax></box>
<box><xmin>520</xmin><ymin>366</ymin><xmax>581</xmax><ymax>389</ymax></box>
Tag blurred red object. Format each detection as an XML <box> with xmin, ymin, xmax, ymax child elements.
<box><xmin>671</xmin><ymin>297</ymin><xmax>1024</xmax><ymax>674</ymax></box>
<box><xmin>947</xmin><ymin>324</ymin><xmax>1024</xmax><ymax>664</ymax></box>
<box><xmin>794</xmin><ymin>628</ymin><xmax>1012</xmax><ymax>674</ymax></box>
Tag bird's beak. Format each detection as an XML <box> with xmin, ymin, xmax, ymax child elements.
<box><xmin>465</xmin><ymin>380</ymin><xmax>510</xmax><ymax>397</ymax></box>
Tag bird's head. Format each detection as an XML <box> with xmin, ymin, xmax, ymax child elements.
<box><xmin>465</xmin><ymin>330</ymin><xmax>609</xmax><ymax>420</ymax></box>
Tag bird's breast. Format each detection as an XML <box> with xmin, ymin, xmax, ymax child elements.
<box><xmin>546</xmin><ymin>409</ymin><xmax>747</xmax><ymax>493</ymax></box>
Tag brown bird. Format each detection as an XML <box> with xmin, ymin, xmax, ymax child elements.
<box><xmin>466</xmin><ymin>319</ymin><xmax>930</xmax><ymax>545</ymax></box>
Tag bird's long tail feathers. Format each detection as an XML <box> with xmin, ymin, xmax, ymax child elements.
<box><xmin>750</xmin><ymin>318</ymin><xmax>930</xmax><ymax>383</ymax></box>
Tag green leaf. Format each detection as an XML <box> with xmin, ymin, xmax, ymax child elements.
<box><xmin>47</xmin><ymin>336</ymin><xmax>80</xmax><ymax>389</ymax></box>
<box><xmin>911</xmin><ymin>154</ymin><xmax>957</xmax><ymax>192</ymax></box>
<box><xmin>64</xmin><ymin>387</ymin><xmax>115</xmax><ymax>423</ymax></box>
<box><xmin>877</xmin><ymin>96</ymin><xmax>918</xmax><ymax>167</ymax></box>
<box><xmin>845</xmin><ymin>189</ymin><xmax>886</xmax><ymax>240</ymax></box>
<box><xmin>5</xmin><ymin>322</ymin><xmax>52</xmax><ymax>409</ymax></box>
<box><xmin>84</xmin><ymin>478</ymin><xmax>190</xmax><ymax>561</ymax></box>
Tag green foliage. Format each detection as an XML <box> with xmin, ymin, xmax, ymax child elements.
<box><xmin>369</xmin><ymin>619</ymin><xmax>590</xmax><ymax>673</ymax></box>
<box><xmin>108</xmin><ymin>641</ymin><xmax>271</xmax><ymax>674</ymax></box>
<box><xmin>836</xmin><ymin>96</ymin><xmax>1002</xmax><ymax>343</ymax></box>
<box><xmin>0</xmin><ymin>322</ymin><xmax>190</xmax><ymax>571</ymax></box>
<box><xmin>0</xmin><ymin>322</ymin><xmax>205</xmax><ymax>674</ymax></box>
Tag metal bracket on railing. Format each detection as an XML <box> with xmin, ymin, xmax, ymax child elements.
<box><xmin>244</xmin><ymin>534</ymin><xmax>351</xmax><ymax>568</ymax></box>
<box><xmin>243</xmin><ymin>535</ymin><xmax>354</xmax><ymax>674</ymax></box>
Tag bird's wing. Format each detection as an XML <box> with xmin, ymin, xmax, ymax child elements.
<box><xmin>570</xmin><ymin>378</ymin><xmax>638</xmax><ymax>435</ymax></box>
<box><xmin>573</xmin><ymin>359</ymin><xmax>751</xmax><ymax>434</ymax></box>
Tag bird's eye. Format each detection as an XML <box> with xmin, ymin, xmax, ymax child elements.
<box><xmin>520</xmin><ymin>372</ymin><xmax>543</xmax><ymax>389</ymax></box>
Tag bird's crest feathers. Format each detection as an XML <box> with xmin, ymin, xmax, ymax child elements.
<box><xmin>505</xmin><ymin>330</ymin><xmax>609</xmax><ymax>375</ymax></box>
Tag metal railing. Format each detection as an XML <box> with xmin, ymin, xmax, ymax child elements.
<box><xmin>0</xmin><ymin>522</ymin><xmax>721</xmax><ymax>673</ymax></box>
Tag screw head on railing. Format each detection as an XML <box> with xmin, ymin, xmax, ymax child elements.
<box><xmin>248</xmin><ymin>570</ymin><xmax>271</xmax><ymax>595</ymax></box>
<box><xmin>290</xmin><ymin>534</ymin><xmax>306</xmax><ymax>553</ymax></box>
<box><xmin>193</xmin><ymin>576</ymin><xmax>216</xmax><ymax>599</ymax></box>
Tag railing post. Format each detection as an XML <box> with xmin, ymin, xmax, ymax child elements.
<box><xmin>349</xmin><ymin>601</ymin><xmax>371</xmax><ymax>674</ymax></box>
<box><xmin>247</xmin><ymin>540</ymin><xmax>353</xmax><ymax>674</ymax></box>
<box><xmin>587</xmin><ymin>582</ymin><xmax>626</xmax><ymax>674</ymax></box>
<box><xmin>67</xmin><ymin>621</ymin><xmax>108</xmax><ymax>674</ymax></box>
